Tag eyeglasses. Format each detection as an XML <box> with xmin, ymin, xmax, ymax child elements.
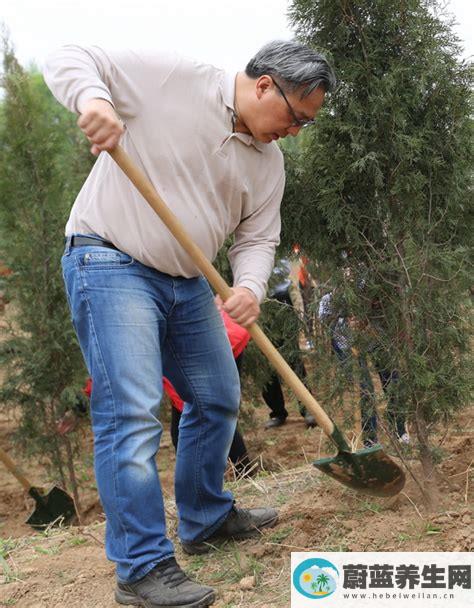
<box><xmin>270</xmin><ymin>76</ymin><xmax>317</xmax><ymax>128</ymax></box>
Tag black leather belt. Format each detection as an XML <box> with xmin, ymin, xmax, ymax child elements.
<box><xmin>67</xmin><ymin>236</ymin><xmax>119</xmax><ymax>251</ymax></box>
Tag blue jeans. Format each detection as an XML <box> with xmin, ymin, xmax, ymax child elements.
<box><xmin>62</xmin><ymin>236</ymin><xmax>240</xmax><ymax>582</ymax></box>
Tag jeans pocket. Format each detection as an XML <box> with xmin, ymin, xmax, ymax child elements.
<box><xmin>78</xmin><ymin>249</ymin><xmax>135</xmax><ymax>269</ymax></box>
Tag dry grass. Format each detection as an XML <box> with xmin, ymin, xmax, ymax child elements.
<box><xmin>0</xmin><ymin>465</ymin><xmax>324</xmax><ymax>607</ymax></box>
<box><xmin>1</xmin><ymin>421</ymin><xmax>472</xmax><ymax>607</ymax></box>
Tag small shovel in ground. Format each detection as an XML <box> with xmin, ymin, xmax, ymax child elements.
<box><xmin>0</xmin><ymin>446</ymin><xmax>77</xmax><ymax>529</ymax></box>
<box><xmin>107</xmin><ymin>145</ymin><xmax>406</xmax><ymax>498</ymax></box>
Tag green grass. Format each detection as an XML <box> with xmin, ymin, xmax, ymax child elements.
<box><xmin>424</xmin><ymin>523</ymin><xmax>442</xmax><ymax>535</ymax></box>
<box><xmin>0</xmin><ymin>552</ymin><xmax>23</xmax><ymax>585</ymax></box>
<box><xmin>268</xmin><ymin>526</ymin><xmax>293</xmax><ymax>543</ymax></box>
<box><xmin>206</xmin><ymin>546</ymin><xmax>264</xmax><ymax>585</ymax></box>
<box><xmin>0</xmin><ymin>539</ymin><xmax>22</xmax><ymax>585</ymax></box>
<box><xmin>0</xmin><ymin>538</ymin><xmax>18</xmax><ymax>560</ymax></box>
<box><xmin>34</xmin><ymin>544</ymin><xmax>60</xmax><ymax>556</ymax></box>
<box><xmin>359</xmin><ymin>500</ymin><xmax>383</xmax><ymax>514</ymax></box>
<box><xmin>69</xmin><ymin>536</ymin><xmax>88</xmax><ymax>547</ymax></box>
<box><xmin>276</xmin><ymin>492</ymin><xmax>289</xmax><ymax>506</ymax></box>
<box><xmin>185</xmin><ymin>555</ymin><xmax>206</xmax><ymax>574</ymax></box>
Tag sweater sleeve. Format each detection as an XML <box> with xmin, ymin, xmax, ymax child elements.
<box><xmin>42</xmin><ymin>45</ymin><xmax>178</xmax><ymax>118</ymax></box>
<box><xmin>228</xmin><ymin>164</ymin><xmax>285</xmax><ymax>303</ymax></box>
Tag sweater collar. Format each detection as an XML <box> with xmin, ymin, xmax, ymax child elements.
<box><xmin>221</xmin><ymin>71</ymin><xmax>265</xmax><ymax>153</ymax></box>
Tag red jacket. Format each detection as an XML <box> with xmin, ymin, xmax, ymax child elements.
<box><xmin>163</xmin><ymin>310</ymin><xmax>250</xmax><ymax>412</ymax></box>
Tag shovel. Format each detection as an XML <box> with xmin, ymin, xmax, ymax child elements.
<box><xmin>107</xmin><ymin>145</ymin><xmax>405</xmax><ymax>498</ymax></box>
<box><xmin>0</xmin><ymin>446</ymin><xmax>77</xmax><ymax>529</ymax></box>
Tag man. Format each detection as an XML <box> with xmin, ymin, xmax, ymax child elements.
<box><xmin>44</xmin><ymin>40</ymin><xmax>335</xmax><ymax>608</ymax></box>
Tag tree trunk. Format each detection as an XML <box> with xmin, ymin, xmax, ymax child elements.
<box><xmin>414</xmin><ymin>399</ymin><xmax>440</xmax><ymax>511</ymax></box>
<box><xmin>38</xmin><ymin>401</ymin><xmax>67</xmax><ymax>487</ymax></box>
<box><xmin>62</xmin><ymin>434</ymin><xmax>82</xmax><ymax>520</ymax></box>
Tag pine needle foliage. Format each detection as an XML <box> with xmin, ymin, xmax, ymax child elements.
<box><xmin>283</xmin><ymin>0</ymin><xmax>472</xmax><ymax>502</ymax></box>
<box><xmin>0</xmin><ymin>39</ymin><xmax>92</xmax><ymax>486</ymax></box>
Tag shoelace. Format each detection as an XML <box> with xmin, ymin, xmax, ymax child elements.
<box><xmin>155</xmin><ymin>558</ymin><xmax>190</xmax><ymax>589</ymax></box>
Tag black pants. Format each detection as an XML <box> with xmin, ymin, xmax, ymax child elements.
<box><xmin>262</xmin><ymin>364</ymin><xmax>308</xmax><ymax>419</ymax></box>
<box><xmin>262</xmin><ymin>290</ymin><xmax>309</xmax><ymax>419</ymax></box>
<box><xmin>169</xmin><ymin>354</ymin><xmax>251</xmax><ymax>475</ymax></box>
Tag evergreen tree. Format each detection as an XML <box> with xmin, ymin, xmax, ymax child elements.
<box><xmin>0</xmin><ymin>38</ymin><xmax>93</xmax><ymax>506</ymax></box>
<box><xmin>285</xmin><ymin>0</ymin><xmax>472</xmax><ymax>506</ymax></box>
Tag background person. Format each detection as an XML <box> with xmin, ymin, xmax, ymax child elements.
<box><xmin>318</xmin><ymin>290</ymin><xmax>409</xmax><ymax>447</ymax></box>
<box><xmin>263</xmin><ymin>258</ymin><xmax>317</xmax><ymax>429</ymax></box>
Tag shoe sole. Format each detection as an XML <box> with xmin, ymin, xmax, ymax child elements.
<box><xmin>115</xmin><ymin>588</ymin><xmax>216</xmax><ymax>608</ymax></box>
<box><xmin>181</xmin><ymin>513</ymin><xmax>279</xmax><ymax>555</ymax></box>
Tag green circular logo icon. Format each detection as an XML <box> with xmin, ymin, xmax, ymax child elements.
<box><xmin>293</xmin><ymin>557</ymin><xmax>339</xmax><ymax>599</ymax></box>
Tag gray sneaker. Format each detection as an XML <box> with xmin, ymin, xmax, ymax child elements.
<box><xmin>115</xmin><ymin>557</ymin><xmax>215</xmax><ymax>607</ymax></box>
<box><xmin>303</xmin><ymin>413</ymin><xmax>318</xmax><ymax>428</ymax></box>
<box><xmin>181</xmin><ymin>505</ymin><xmax>278</xmax><ymax>555</ymax></box>
<box><xmin>264</xmin><ymin>416</ymin><xmax>287</xmax><ymax>429</ymax></box>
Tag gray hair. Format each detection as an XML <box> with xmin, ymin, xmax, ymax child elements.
<box><xmin>246</xmin><ymin>40</ymin><xmax>336</xmax><ymax>98</ymax></box>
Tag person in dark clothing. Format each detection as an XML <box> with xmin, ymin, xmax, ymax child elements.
<box><xmin>263</xmin><ymin>259</ymin><xmax>317</xmax><ymax>429</ymax></box>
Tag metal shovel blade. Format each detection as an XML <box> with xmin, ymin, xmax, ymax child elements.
<box><xmin>26</xmin><ymin>486</ymin><xmax>77</xmax><ymax>530</ymax></box>
<box><xmin>314</xmin><ymin>445</ymin><xmax>406</xmax><ymax>497</ymax></box>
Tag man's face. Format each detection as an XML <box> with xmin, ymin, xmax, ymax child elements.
<box><xmin>249</xmin><ymin>75</ymin><xmax>326</xmax><ymax>143</ymax></box>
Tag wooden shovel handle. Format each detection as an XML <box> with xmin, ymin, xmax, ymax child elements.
<box><xmin>108</xmin><ymin>146</ymin><xmax>336</xmax><ymax>437</ymax></box>
<box><xmin>0</xmin><ymin>446</ymin><xmax>32</xmax><ymax>491</ymax></box>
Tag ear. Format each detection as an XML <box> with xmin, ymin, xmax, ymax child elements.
<box><xmin>255</xmin><ymin>75</ymin><xmax>273</xmax><ymax>100</ymax></box>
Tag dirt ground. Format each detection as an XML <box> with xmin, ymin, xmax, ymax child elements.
<box><xmin>1</xmin><ymin>387</ymin><xmax>472</xmax><ymax>608</ymax></box>
<box><xmin>0</xmin><ymin>299</ymin><xmax>472</xmax><ymax>607</ymax></box>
